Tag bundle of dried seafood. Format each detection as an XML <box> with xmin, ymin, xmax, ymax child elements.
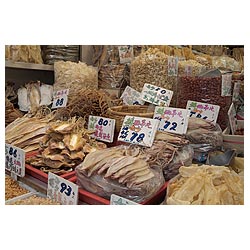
<box><xmin>26</xmin><ymin>117</ymin><xmax>107</xmax><ymax>174</ymax></box>
<box><xmin>54</xmin><ymin>89</ymin><xmax>113</xmax><ymax>122</ymax></box>
<box><xmin>5</xmin><ymin>98</ymin><xmax>23</xmax><ymax>126</ymax></box>
<box><xmin>164</xmin><ymin>164</ymin><xmax>244</xmax><ymax>205</ymax></box>
<box><xmin>76</xmin><ymin>145</ymin><xmax>165</xmax><ymax>203</ymax></box>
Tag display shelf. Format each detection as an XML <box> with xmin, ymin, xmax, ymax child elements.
<box><xmin>5</xmin><ymin>60</ymin><xmax>54</xmax><ymax>71</ymax></box>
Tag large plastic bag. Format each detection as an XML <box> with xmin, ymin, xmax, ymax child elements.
<box><xmin>75</xmin><ymin>145</ymin><xmax>165</xmax><ymax>203</ymax></box>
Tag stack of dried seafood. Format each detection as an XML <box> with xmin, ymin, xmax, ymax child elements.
<box><xmin>5</xmin><ymin>98</ymin><xmax>23</xmax><ymax>126</ymax></box>
<box><xmin>5</xmin><ymin>110</ymin><xmax>54</xmax><ymax>153</ymax></box>
<box><xmin>53</xmin><ymin>89</ymin><xmax>114</xmax><ymax>122</ymax></box>
<box><xmin>26</xmin><ymin>117</ymin><xmax>107</xmax><ymax>174</ymax></box>
<box><xmin>164</xmin><ymin>164</ymin><xmax>244</xmax><ymax>205</ymax></box>
<box><xmin>76</xmin><ymin>145</ymin><xmax>165</xmax><ymax>203</ymax></box>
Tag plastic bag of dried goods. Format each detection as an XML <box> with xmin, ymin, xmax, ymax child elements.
<box><xmin>75</xmin><ymin>145</ymin><xmax>165</xmax><ymax>203</ymax></box>
<box><xmin>163</xmin><ymin>145</ymin><xmax>194</xmax><ymax>181</ymax></box>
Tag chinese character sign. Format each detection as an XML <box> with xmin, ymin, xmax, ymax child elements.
<box><xmin>154</xmin><ymin>107</ymin><xmax>190</xmax><ymax>135</ymax></box>
<box><xmin>120</xmin><ymin>86</ymin><xmax>145</xmax><ymax>105</ymax></box>
<box><xmin>118</xmin><ymin>46</ymin><xmax>134</xmax><ymax>64</ymax></box>
<box><xmin>221</xmin><ymin>74</ymin><xmax>232</xmax><ymax>97</ymax></box>
<box><xmin>88</xmin><ymin>116</ymin><xmax>115</xmax><ymax>143</ymax></box>
<box><xmin>186</xmin><ymin>100</ymin><xmax>220</xmax><ymax>124</ymax></box>
<box><xmin>5</xmin><ymin>144</ymin><xmax>25</xmax><ymax>177</ymax></box>
<box><xmin>110</xmin><ymin>194</ymin><xmax>139</xmax><ymax>205</ymax></box>
<box><xmin>52</xmin><ymin>89</ymin><xmax>69</xmax><ymax>109</ymax></box>
<box><xmin>140</xmin><ymin>83</ymin><xmax>173</xmax><ymax>107</ymax></box>
<box><xmin>47</xmin><ymin>172</ymin><xmax>78</xmax><ymax>205</ymax></box>
<box><xmin>118</xmin><ymin>116</ymin><xmax>159</xmax><ymax>147</ymax></box>
<box><xmin>168</xmin><ymin>56</ymin><xmax>178</xmax><ymax>76</ymax></box>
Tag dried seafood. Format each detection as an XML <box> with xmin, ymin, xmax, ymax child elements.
<box><xmin>164</xmin><ymin>165</ymin><xmax>244</xmax><ymax>205</ymax></box>
<box><xmin>54</xmin><ymin>61</ymin><xmax>98</xmax><ymax>92</ymax></box>
<box><xmin>76</xmin><ymin>145</ymin><xmax>165</xmax><ymax>202</ymax></box>
<box><xmin>7</xmin><ymin>195</ymin><xmax>60</xmax><ymax>205</ymax></box>
<box><xmin>26</xmin><ymin>117</ymin><xmax>107</xmax><ymax>174</ymax></box>
<box><xmin>5</xmin><ymin>98</ymin><xmax>23</xmax><ymax>126</ymax></box>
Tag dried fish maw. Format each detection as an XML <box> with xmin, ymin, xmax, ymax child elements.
<box><xmin>43</xmin><ymin>158</ymin><xmax>74</xmax><ymax>169</ymax></box>
<box><xmin>173</xmin><ymin>173</ymin><xmax>204</xmax><ymax>203</ymax></box>
<box><xmin>167</xmin><ymin>196</ymin><xmax>191</xmax><ymax>205</ymax></box>
<box><xmin>216</xmin><ymin>183</ymin><xmax>234</xmax><ymax>204</ymax></box>
<box><xmin>120</xmin><ymin>168</ymin><xmax>151</xmax><ymax>184</ymax></box>
<box><xmin>104</xmin><ymin>156</ymin><xmax>139</xmax><ymax>178</ymax></box>
<box><xmin>49</xmin><ymin>140</ymin><xmax>65</xmax><ymax>150</ymax></box>
<box><xmin>69</xmin><ymin>151</ymin><xmax>85</xmax><ymax>160</ymax></box>
<box><xmin>179</xmin><ymin>165</ymin><xmax>200</xmax><ymax>178</ymax></box>
<box><xmin>191</xmin><ymin>189</ymin><xmax>205</xmax><ymax>205</ymax></box>
<box><xmin>203</xmin><ymin>175</ymin><xmax>220</xmax><ymax>205</ymax></box>
<box><xmin>83</xmin><ymin>144</ymin><xmax>97</xmax><ymax>153</ymax></box>
<box><xmin>49</xmin><ymin>122</ymin><xmax>75</xmax><ymax>134</ymax></box>
<box><xmin>63</xmin><ymin>133</ymin><xmax>85</xmax><ymax>151</ymax></box>
<box><xmin>43</xmin><ymin>154</ymin><xmax>65</xmax><ymax>162</ymax></box>
<box><xmin>22</xmin><ymin>144</ymin><xmax>40</xmax><ymax>153</ymax></box>
<box><xmin>127</xmin><ymin>172</ymin><xmax>155</xmax><ymax>188</ymax></box>
<box><xmin>26</xmin><ymin>82</ymin><xmax>41</xmax><ymax>115</ymax></box>
<box><xmin>97</xmin><ymin>156</ymin><xmax>126</xmax><ymax>175</ymax></box>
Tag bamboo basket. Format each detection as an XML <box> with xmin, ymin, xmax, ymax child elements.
<box><xmin>106</xmin><ymin>105</ymin><xmax>154</xmax><ymax>132</ymax></box>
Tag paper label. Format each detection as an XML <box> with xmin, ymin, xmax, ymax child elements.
<box><xmin>221</xmin><ymin>74</ymin><xmax>232</xmax><ymax>96</ymax></box>
<box><xmin>110</xmin><ymin>194</ymin><xmax>139</xmax><ymax>205</ymax></box>
<box><xmin>53</xmin><ymin>89</ymin><xmax>69</xmax><ymax>97</ymax></box>
<box><xmin>118</xmin><ymin>116</ymin><xmax>159</xmax><ymax>147</ymax></box>
<box><xmin>185</xmin><ymin>65</ymin><xmax>193</xmax><ymax>76</ymax></box>
<box><xmin>154</xmin><ymin>107</ymin><xmax>190</xmax><ymax>135</ymax></box>
<box><xmin>118</xmin><ymin>45</ymin><xmax>134</xmax><ymax>64</ymax></box>
<box><xmin>47</xmin><ymin>172</ymin><xmax>78</xmax><ymax>205</ymax></box>
<box><xmin>88</xmin><ymin>116</ymin><xmax>115</xmax><ymax>143</ymax></box>
<box><xmin>140</xmin><ymin>83</ymin><xmax>173</xmax><ymax>107</ymax></box>
<box><xmin>228</xmin><ymin>103</ymin><xmax>237</xmax><ymax>135</ymax></box>
<box><xmin>5</xmin><ymin>144</ymin><xmax>25</xmax><ymax>177</ymax></box>
<box><xmin>186</xmin><ymin>100</ymin><xmax>220</xmax><ymax>124</ymax></box>
<box><xmin>232</xmin><ymin>81</ymin><xmax>241</xmax><ymax>102</ymax></box>
<box><xmin>120</xmin><ymin>86</ymin><xmax>145</xmax><ymax>105</ymax></box>
<box><xmin>52</xmin><ymin>94</ymin><xmax>68</xmax><ymax>109</ymax></box>
<box><xmin>168</xmin><ymin>56</ymin><xmax>178</xmax><ymax>76</ymax></box>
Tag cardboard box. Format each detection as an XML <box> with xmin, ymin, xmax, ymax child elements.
<box><xmin>222</xmin><ymin>120</ymin><xmax>244</xmax><ymax>155</ymax></box>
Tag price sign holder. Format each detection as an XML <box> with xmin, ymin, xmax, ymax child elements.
<box><xmin>232</xmin><ymin>81</ymin><xmax>241</xmax><ymax>102</ymax></box>
<box><xmin>168</xmin><ymin>56</ymin><xmax>179</xmax><ymax>76</ymax></box>
<box><xmin>118</xmin><ymin>115</ymin><xmax>159</xmax><ymax>147</ymax></box>
<box><xmin>140</xmin><ymin>83</ymin><xmax>173</xmax><ymax>107</ymax></box>
<box><xmin>88</xmin><ymin>115</ymin><xmax>116</xmax><ymax>143</ymax></box>
<box><xmin>221</xmin><ymin>74</ymin><xmax>232</xmax><ymax>96</ymax></box>
<box><xmin>120</xmin><ymin>86</ymin><xmax>145</xmax><ymax>105</ymax></box>
<box><xmin>228</xmin><ymin>103</ymin><xmax>237</xmax><ymax>135</ymax></box>
<box><xmin>118</xmin><ymin>45</ymin><xmax>134</xmax><ymax>64</ymax></box>
<box><xmin>186</xmin><ymin>100</ymin><xmax>220</xmax><ymax>124</ymax></box>
<box><xmin>52</xmin><ymin>88</ymin><xmax>69</xmax><ymax>109</ymax></box>
<box><xmin>110</xmin><ymin>194</ymin><xmax>139</xmax><ymax>205</ymax></box>
<box><xmin>154</xmin><ymin>107</ymin><xmax>190</xmax><ymax>135</ymax></box>
<box><xmin>5</xmin><ymin>144</ymin><xmax>25</xmax><ymax>177</ymax></box>
<box><xmin>47</xmin><ymin>172</ymin><xmax>78</xmax><ymax>205</ymax></box>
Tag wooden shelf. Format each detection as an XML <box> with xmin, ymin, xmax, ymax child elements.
<box><xmin>5</xmin><ymin>60</ymin><xmax>54</xmax><ymax>71</ymax></box>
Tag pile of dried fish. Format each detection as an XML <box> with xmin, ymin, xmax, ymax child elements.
<box><xmin>26</xmin><ymin>117</ymin><xmax>107</xmax><ymax>174</ymax></box>
<box><xmin>5</xmin><ymin>111</ymin><xmax>54</xmax><ymax>153</ymax></box>
<box><xmin>164</xmin><ymin>164</ymin><xmax>244</xmax><ymax>205</ymax></box>
<box><xmin>76</xmin><ymin>145</ymin><xmax>165</xmax><ymax>202</ymax></box>
<box><xmin>54</xmin><ymin>61</ymin><xmax>98</xmax><ymax>92</ymax></box>
<box><xmin>5</xmin><ymin>98</ymin><xmax>23</xmax><ymax>126</ymax></box>
<box><xmin>54</xmin><ymin>89</ymin><xmax>114</xmax><ymax>122</ymax></box>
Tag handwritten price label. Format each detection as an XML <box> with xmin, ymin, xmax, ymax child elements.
<box><xmin>47</xmin><ymin>172</ymin><xmax>78</xmax><ymax>205</ymax></box>
<box><xmin>88</xmin><ymin>115</ymin><xmax>115</xmax><ymax>143</ymax></box>
<box><xmin>5</xmin><ymin>144</ymin><xmax>25</xmax><ymax>177</ymax></box>
<box><xmin>232</xmin><ymin>81</ymin><xmax>241</xmax><ymax>102</ymax></box>
<box><xmin>52</xmin><ymin>89</ymin><xmax>69</xmax><ymax>109</ymax></box>
<box><xmin>110</xmin><ymin>194</ymin><xmax>139</xmax><ymax>205</ymax></box>
<box><xmin>140</xmin><ymin>83</ymin><xmax>173</xmax><ymax>107</ymax></box>
<box><xmin>120</xmin><ymin>86</ymin><xmax>145</xmax><ymax>105</ymax></box>
<box><xmin>53</xmin><ymin>89</ymin><xmax>69</xmax><ymax>97</ymax></box>
<box><xmin>118</xmin><ymin>116</ymin><xmax>159</xmax><ymax>147</ymax></box>
<box><xmin>185</xmin><ymin>65</ymin><xmax>193</xmax><ymax>76</ymax></box>
<box><xmin>154</xmin><ymin>107</ymin><xmax>190</xmax><ymax>135</ymax></box>
<box><xmin>221</xmin><ymin>74</ymin><xmax>232</xmax><ymax>96</ymax></box>
<box><xmin>168</xmin><ymin>56</ymin><xmax>178</xmax><ymax>76</ymax></box>
<box><xmin>118</xmin><ymin>45</ymin><xmax>134</xmax><ymax>64</ymax></box>
<box><xmin>186</xmin><ymin>100</ymin><xmax>220</xmax><ymax>124</ymax></box>
<box><xmin>228</xmin><ymin>103</ymin><xmax>237</xmax><ymax>135</ymax></box>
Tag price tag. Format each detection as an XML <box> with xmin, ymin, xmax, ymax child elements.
<box><xmin>154</xmin><ymin>107</ymin><xmax>190</xmax><ymax>135</ymax></box>
<box><xmin>110</xmin><ymin>194</ymin><xmax>139</xmax><ymax>205</ymax></box>
<box><xmin>185</xmin><ymin>65</ymin><xmax>193</xmax><ymax>76</ymax></box>
<box><xmin>5</xmin><ymin>144</ymin><xmax>25</xmax><ymax>177</ymax></box>
<box><xmin>120</xmin><ymin>86</ymin><xmax>145</xmax><ymax>105</ymax></box>
<box><xmin>168</xmin><ymin>56</ymin><xmax>178</xmax><ymax>76</ymax></box>
<box><xmin>186</xmin><ymin>100</ymin><xmax>220</xmax><ymax>124</ymax></box>
<box><xmin>118</xmin><ymin>45</ymin><xmax>134</xmax><ymax>64</ymax></box>
<box><xmin>232</xmin><ymin>81</ymin><xmax>241</xmax><ymax>102</ymax></box>
<box><xmin>221</xmin><ymin>74</ymin><xmax>232</xmax><ymax>96</ymax></box>
<box><xmin>118</xmin><ymin>116</ymin><xmax>159</xmax><ymax>147</ymax></box>
<box><xmin>228</xmin><ymin>103</ymin><xmax>237</xmax><ymax>135</ymax></box>
<box><xmin>140</xmin><ymin>83</ymin><xmax>173</xmax><ymax>107</ymax></box>
<box><xmin>52</xmin><ymin>94</ymin><xmax>68</xmax><ymax>109</ymax></box>
<box><xmin>88</xmin><ymin>116</ymin><xmax>115</xmax><ymax>143</ymax></box>
<box><xmin>47</xmin><ymin>172</ymin><xmax>78</xmax><ymax>205</ymax></box>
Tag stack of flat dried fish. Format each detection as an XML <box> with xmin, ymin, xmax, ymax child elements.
<box><xmin>76</xmin><ymin>145</ymin><xmax>165</xmax><ymax>202</ymax></box>
<box><xmin>26</xmin><ymin>117</ymin><xmax>107</xmax><ymax>174</ymax></box>
<box><xmin>5</xmin><ymin>98</ymin><xmax>23</xmax><ymax>126</ymax></box>
<box><xmin>164</xmin><ymin>164</ymin><xmax>244</xmax><ymax>205</ymax></box>
<box><xmin>5</xmin><ymin>112</ymin><xmax>54</xmax><ymax>153</ymax></box>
